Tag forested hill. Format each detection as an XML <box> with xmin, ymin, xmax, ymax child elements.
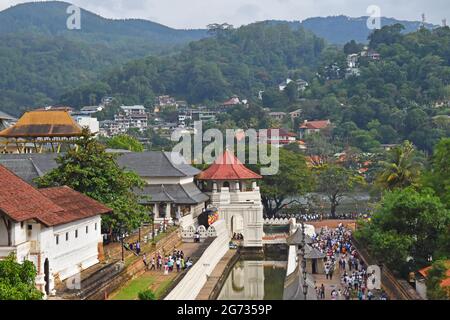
<box><xmin>0</xmin><ymin>1</ymin><xmax>208</xmax><ymax>117</ymax></box>
<box><xmin>60</xmin><ymin>22</ymin><xmax>326</xmax><ymax>107</ymax></box>
<box><xmin>62</xmin><ymin>24</ymin><xmax>450</xmax><ymax>153</ymax></box>
<box><xmin>297</xmin><ymin>16</ymin><xmax>436</xmax><ymax>44</ymax></box>
<box><xmin>0</xmin><ymin>1</ymin><xmax>207</xmax><ymax>52</ymax></box>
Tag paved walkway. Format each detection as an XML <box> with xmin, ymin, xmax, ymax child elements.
<box><xmin>109</xmin><ymin>241</ymin><xmax>210</xmax><ymax>300</ymax></box>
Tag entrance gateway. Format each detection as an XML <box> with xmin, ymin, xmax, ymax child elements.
<box><xmin>197</xmin><ymin>150</ymin><xmax>264</xmax><ymax>248</ymax></box>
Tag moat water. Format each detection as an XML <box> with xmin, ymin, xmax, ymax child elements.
<box><xmin>217</xmin><ymin>252</ymin><xmax>288</xmax><ymax>300</ymax></box>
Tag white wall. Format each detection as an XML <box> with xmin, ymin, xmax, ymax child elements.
<box><xmin>165</xmin><ymin>220</ymin><xmax>229</xmax><ymax>300</ymax></box>
<box><xmin>46</xmin><ymin>216</ymin><xmax>102</xmax><ymax>281</ymax></box>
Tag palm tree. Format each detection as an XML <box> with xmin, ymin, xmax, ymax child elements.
<box><xmin>376</xmin><ymin>141</ymin><xmax>422</xmax><ymax>190</ymax></box>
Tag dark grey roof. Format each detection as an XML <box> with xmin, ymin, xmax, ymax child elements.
<box><xmin>116</xmin><ymin>152</ymin><xmax>201</xmax><ymax>177</ymax></box>
<box><xmin>135</xmin><ymin>182</ymin><xmax>209</xmax><ymax>205</ymax></box>
<box><xmin>304</xmin><ymin>244</ymin><xmax>326</xmax><ymax>260</ymax></box>
<box><xmin>0</xmin><ymin>111</ymin><xmax>16</xmax><ymax>120</ymax></box>
<box><xmin>0</xmin><ymin>153</ymin><xmax>59</xmax><ymax>184</ymax></box>
<box><xmin>283</xmin><ymin>264</ymin><xmax>317</xmax><ymax>300</ymax></box>
<box><xmin>286</xmin><ymin>228</ymin><xmax>314</xmax><ymax>245</ymax></box>
<box><xmin>0</xmin><ymin>151</ymin><xmax>200</xmax><ymax>181</ymax></box>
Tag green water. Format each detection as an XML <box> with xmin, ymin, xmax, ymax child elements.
<box><xmin>217</xmin><ymin>259</ymin><xmax>287</xmax><ymax>300</ymax></box>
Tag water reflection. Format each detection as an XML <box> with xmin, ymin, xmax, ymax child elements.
<box><xmin>218</xmin><ymin>260</ymin><xmax>287</xmax><ymax>300</ymax></box>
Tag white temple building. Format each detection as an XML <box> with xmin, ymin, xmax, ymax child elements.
<box><xmin>197</xmin><ymin>150</ymin><xmax>264</xmax><ymax>248</ymax></box>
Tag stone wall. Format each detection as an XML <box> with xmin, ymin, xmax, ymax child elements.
<box><xmin>83</xmin><ymin>230</ymin><xmax>181</xmax><ymax>300</ymax></box>
<box><xmin>164</xmin><ymin>220</ymin><xmax>230</xmax><ymax>300</ymax></box>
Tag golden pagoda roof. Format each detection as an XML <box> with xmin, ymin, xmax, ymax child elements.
<box><xmin>0</xmin><ymin>110</ymin><xmax>83</xmax><ymax>138</ymax></box>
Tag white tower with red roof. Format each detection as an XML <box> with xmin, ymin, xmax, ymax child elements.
<box><xmin>197</xmin><ymin>150</ymin><xmax>264</xmax><ymax>248</ymax></box>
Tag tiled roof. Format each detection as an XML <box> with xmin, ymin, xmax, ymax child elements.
<box><xmin>265</xmin><ymin>128</ymin><xmax>296</xmax><ymax>137</ymax></box>
<box><xmin>0</xmin><ymin>164</ymin><xmax>65</xmax><ymax>225</ymax></box>
<box><xmin>0</xmin><ymin>165</ymin><xmax>111</xmax><ymax>226</ymax></box>
<box><xmin>117</xmin><ymin>152</ymin><xmax>201</xmax><ymax>177</ymax></box>
<box><xmin>135</xmin><ymin>182</ymin><xmax>209</xmax><ymax>205</ymax></box>
<box><xmin>197</xmin><ymin>150</ymin><xmax>262</xmax><ymax>180</ymax></box>
<box><xmin>0</xmin><ymin>111</ymin><xmax>16</xmax><ymax>120</ymax></box>
<box><xmin>0</xmin><ymin>151</ymin><xmax>200</xmax><ymax>182</ymax></box>
<box><xmin>39</xmin><ymin>186</ymin><xmax>112</xmax><ymax>224</ymax></box>
<box><xmin>299</xmin><ymin>120</ymin><xmax>330</xmax><ymax>130</ymax></box>
<box><xmin>0</xmin><ymin>110</ymin><xmax>83</xmax><ymax>138</ymax></box>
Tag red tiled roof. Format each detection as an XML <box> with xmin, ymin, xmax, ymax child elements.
<box><xmin>0</xmin><ymin>165</ymin><xmax>111</xmax><ymax>226</ymax></box>
<box><xmin>418</xmin><ymin>261</ymin><xmax>450</xmax><ymax>288</ymax></box>
<box><xmin>197</xmin><ymin>150</ymin><xmax>262</xmax><ymax>180</ymax></box>
<box><xmin>264</xmin><ymin>128</ymin><xmax>296</xmax><ymax>138</ymax></box>
<box><xmin>299</xmin><ymin>120</ymin><xmax>330</xmax><ymax>130</ymax></box>
<box><xmin>40</xmin><ymin>186</ymin><xmax>112</xmax><ymax>225</ymax></box>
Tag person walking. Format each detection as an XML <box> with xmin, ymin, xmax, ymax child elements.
<box><xmin>136</xmin><ymin>241</ymin><xmax>141</xmax><ymax>255</ymax></box>
<box><xmin>150</xmin><ymin>256</ymin><xmax>156</xmax><ymax>270</ymax></box>
<box><xmin>142</xmin><ymin>254</ymin><xmax>148</xmax><ymax>269</ymax></box>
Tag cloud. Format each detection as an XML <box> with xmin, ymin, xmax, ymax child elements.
<box><xmin>0</xmin><ymin>0</ymin><xmax>447</xmax><ymax>28</ymax></box>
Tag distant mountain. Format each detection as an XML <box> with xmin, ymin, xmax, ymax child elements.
<box><xmin>271</xmin><ymin>15</ymin><xmax>437</xmax><ymax>44</ymax></box>
<box><xmin>0</xmin><ymin>1</ymin><xmax>207</xmax><ymax>58</ymax></box>
<box><xmin>0</xmin><ymin>1</ymin><xmax>208</xmax><ymax>116</ymax></box>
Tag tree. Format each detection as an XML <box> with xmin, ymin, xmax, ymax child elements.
<box><xmin>355</xmin><ymin>187</ymin><xmax>450</xmax><ymax>274</ymax></box>
<box><xmin>314</xmin><ymin>164</ymin><xmax>365</xmax><ymax>218</ymax></box>
<box><xmin>425</xmin><ymin>260</ymin><xmax>449</xmax><ymax>300</ymax></box>
<box><xmin>343</xmin><ymin>40</ymin><xmax>363</xmax><ymax>54</ymax></box>
<box><xmin>251</xmin><ymin>148</ymin><xmax>314</xmax><ymax>217</ymax></box>
<box><xmin>138</xmin><ymin>289</ymin><xmax>156</xmax><ymax>300</ymax></box>
<box><xmin>0</xmin><ymin>254</ymin><xmax>43</xmax><ymax>300</ymax></box>
<box><xmin>424</xmin><ymin>138</ymin><xmax>450</xmax><ymax>207</ymax></box>
<box><xmin>106</xmin><ymin>134</ymin><xmax>144</xmax><ymax>152</ymax></box>
<box><xmin>376</xmin><ymin>141</ymin><xmax>423</xmax><ymax>191</ymax></box>
<box><xmin>35</xmin><ymin>130</ymin><xmax>149</xmax><ymax>234</ymax></box>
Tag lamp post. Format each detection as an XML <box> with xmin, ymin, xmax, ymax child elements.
<box><xmin>120</xmin><ymin>223</ymin><xmax>125</xmax><ymax>262</ymax></box>
<box><xmin>300</xmin><ymin>219</ymin><xmax>308</xmax><ymax>300</ymax></box>
<box><xmin>151</xmin><ymin>211</ymin><xmax>155</xmax><ymax>241</ymax></box>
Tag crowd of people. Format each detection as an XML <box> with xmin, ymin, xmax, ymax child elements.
<box><xmin>310</xmin><ymin>224</ymin><xmax>388</xmax><ymax>300</ymax></box>
<box><xmin>142</xmin><ymin>249</ymin><xmax>194</xmax><ymax>275</ymax></box>
<box><xmin>271</xmin><ymin>211</ymin><xmax>372</xmax><ymax>222</ymax></box>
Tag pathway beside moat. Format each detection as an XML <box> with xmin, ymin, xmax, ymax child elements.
<box><xmin>109</xmin><ymin>241</ymin><xmax>212</xmax><ymax>300</ymax></box>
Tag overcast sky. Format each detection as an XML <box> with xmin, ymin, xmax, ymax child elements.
<box><xmin>0</xmin><ymin>0</ymin><xmax>448</xmax><ymax>28</ymax></box>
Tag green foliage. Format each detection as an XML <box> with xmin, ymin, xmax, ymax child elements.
<box><xmin>0</xmin><ymin>2</ymin><xmax>206</xmax><ymax>116</ymax></box>
<box><xmin>0</xmin><ymin>254</ymin><xmax>43</xmax><ymax>300</ymax></box>
<box><xmin>423</xmin><ymin>138</ymin><xmax>450</xmax><ymax>207</ymax></box>
<box><xmin>314</xmin><ymin>164</ymin><xmax>365</xmax><ymax>218</ymax></box>
<box><xmin>63</xmin><ymin>22</ymin><xmax>325</xmax><ymax>108</ymax></box>
<box><xmin>425</xmin><ymin>260</ymin><xmax>449</xmax><ymax>300</ymax></box>
<box><xmin>35</xmin><ymin>130</ymin><xmax>149</xmax><ymax>233</ymax></box>
<box><xmin>249</xmin><ymin>148</ymin><xmax>314</xmax><ymax>217</ymax></box>
<box><xmin>355</xmin><ymin>187</ymin><xmax>450</xmax><ymax>274</ymax></box>
<box><xmin>376</xmin><ymin>141</ymin><xmax>423</xmax><ymax>191</ymax></box>
<box><xmin>138</xmin><ymin>289</ymin><xmax>156</xmax><ymax>300</ymax></box>
<box><xmin>106</xmin><ymin>134</ymin><xmax>144</xmax><ymax>152</ymax></box>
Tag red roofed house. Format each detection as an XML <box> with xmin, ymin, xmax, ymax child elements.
<box><xmin>415</xmin><ymin>261</ymin><xmax>450</xmax><ymax>299</ymax></box>
<box><xmin>299</xmin><ymin>120</ymin><xmax>331</xmax><ymax>139</ymax></box>
<box><xmin>0</xmin><ymin>164</ymin><xmax>112</xmax><ymax>297</ymax></box>
<box><xmin>197</xmin><ymin>150</ymin><xmax>264</xmax><ymax>248</ymax></box>
<box><xmin>263</xmin><ymin>128</ymin><xmax>297</xmax><ymax>147</ymax></box>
